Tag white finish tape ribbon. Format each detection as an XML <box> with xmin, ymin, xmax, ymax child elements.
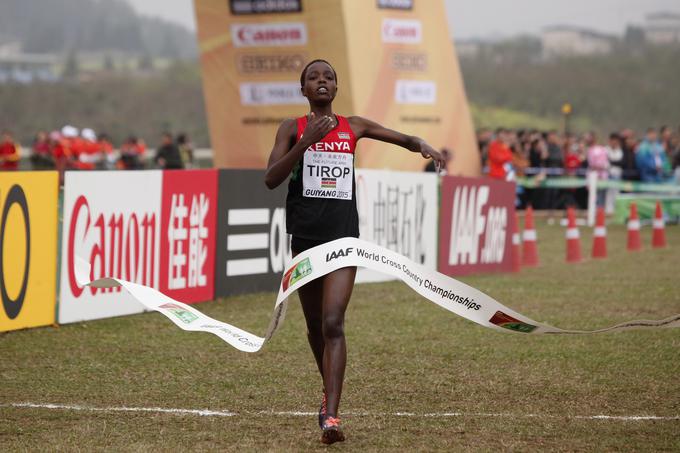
<box><xmin>76</xmin><ymin>238</ymin><xmax>680</xmax><ymax>352</ymax></box>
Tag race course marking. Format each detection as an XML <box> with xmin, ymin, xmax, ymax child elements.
<box><xmin>4</xmin><ymin>402</ymin><xmax>679</xmax><ymax>422</ymax></box>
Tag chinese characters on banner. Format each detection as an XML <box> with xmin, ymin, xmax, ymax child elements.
<box><xmin>160</xmin><ymin>170</ymin><xmax>217</xmax><ymax>303</ymax></box>
<box><xmin>355</xmin><ymin>169</ymin><xmax>438</xmax><ymax>283</ymax></box>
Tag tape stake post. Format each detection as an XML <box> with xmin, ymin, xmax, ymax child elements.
<box><xmin>75</xmin><ymin>239</ymin><xmax>680</xmax><ymax>352</ymax></box>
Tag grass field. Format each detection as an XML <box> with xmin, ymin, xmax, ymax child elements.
<box><xmin>2</xmin><ymin>222</ymin><xmax>679</xmax><ymax>451</ymax></box>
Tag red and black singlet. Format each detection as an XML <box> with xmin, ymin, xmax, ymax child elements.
<box><xmin>286</xmin><ymin>114</ymin><xmax>359</xmax><ymax>241</ymax></box>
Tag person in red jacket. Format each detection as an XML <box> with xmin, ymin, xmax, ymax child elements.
<box><xmin>0</xmin><ymin>131</ymin><xmax>21</xmax><ymax>171</ymax></box>
<box><xmin>487</xmin><ymin>128</ymin><xmax>513</xmax><ymax>179</ymax></box>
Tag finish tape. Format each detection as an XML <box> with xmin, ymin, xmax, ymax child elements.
<box><xmin>76</xmin><ymin>237</ymin><xmax>680</xmax><ymax>352</ymax></box>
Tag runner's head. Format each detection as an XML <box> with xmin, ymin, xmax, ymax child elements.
<box><xmin>300</xmin><ymin>59</ymin><xmax>337</xmax><ymax>104</ymax></box>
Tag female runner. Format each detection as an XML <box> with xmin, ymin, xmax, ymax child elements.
<box><xmin>265</xmin><ymin>59</ymin><xmax>445</xmax><ymax>444</ymax></box>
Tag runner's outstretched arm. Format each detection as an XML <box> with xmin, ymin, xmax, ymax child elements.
<box><xmin>348</xmin><ymin>116</ymin><xmax>446</xmax><ymax>169</ymax></box>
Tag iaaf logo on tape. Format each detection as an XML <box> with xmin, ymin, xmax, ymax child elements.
<box><xmin>231</xmin><ymin>22</ymin><xmax>307</xmax><ymax>47</ymax></box>
<box><xmin>382</xmin><ymin>18</ymin><xmax>422</xmax><ymax>44</ymax></box>
<box><xmin>449</xmin><ymin>185</ymin><xmax>507</xmax><ymax>266</ymax></box>
<box><xmin>326</xmin><ymin>247</ymin><xmax>353</xmax><ymax>262</ymax></box>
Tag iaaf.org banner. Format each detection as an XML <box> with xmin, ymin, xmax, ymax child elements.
<box><xmin>214</xmin><ymin>169</ymin><xmax>290</xmax><ymax>297</ymax></box>
<box><xmin>59</xmin><ymin>170</ymin><xmax>217</xmax><ymax>324</ymax></box>
<box><xmin>438</xmin><ymin>176</ymin><xmax>515</xmax><ymax>276</ymax></box>
<box><xmin>355</xmin><ymin>169</ymin><xmax>438</xmax><ymax>283</ymax></box>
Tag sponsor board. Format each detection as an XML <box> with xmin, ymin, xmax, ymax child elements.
<box><xmin>236</xmin><ymin>53</ymin><xmax>306</xmax><ymax>74</ymax></box>
<box><xmin>239</xmin><ymin>82</ymin><xmax>307</xmax><ymax>105</ymax></box>
<box><xmin>0</xmin><ymin>172</ymin><xmax>58</xmax><ymax>332</ymax></box>
<box><xmin>382</xmin><ymin>18</ymin><xmax>422</xmax><ymax>44</ymax></box>
<box><xmin>197</xmin><ymin>0</ymin><xmax>480</xmax><ymax>175</ymax></box>
<box><xmin>59</xmin><ymin>170</ymin><xmax>218</xmax><ymax>324</ymax></box>
<box><xmin>215</xmin><ymin>169</ymin><xmax>291</xmax><ymax>296</ymax></box>
<box><xmin>391</xmin><ymin>51</ymin><xmax>428</xmax><ymax>72</ymax></box>
<box><xmin>159</xmin><ymin>170</ymin><xmax>218</xmax><ymax>303</ymax></box>
<box><xmin>378</xmin><ymin>0</ymin><xmax>414</xmax><ymax>10</ymax></box>
<box><xmin>230</xmin><ymin>0</ymin><xmax>302</xmax><ymax>15</ymax></box>
<box><xmin>395</xmin><ymin>80</ymin><xmax>436</xmax><ymax>105</ymax></box>
<box><xmin>438</xmin><ymin>176</ymin><xmax>515</xmax><ymax>276</ymax></box>
<box><xmin>231</xmin><ymin>22</ymin><xmax>307</xmax><ymax>47</ymax></box>
<box><xmin>355</xmin><ymin>169</ymin><xmax>438</xmax><ymax>283</ymax></box>
<box><xmin>59</xmin><ymin>171</ymin><xmax>163</xmax><ymax>323</ymax></box>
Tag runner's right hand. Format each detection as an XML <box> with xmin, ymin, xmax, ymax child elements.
<box><xmin>301</xmin><ymin>112</ymin><xmax>335</xmax><ymax>147</ymax></box>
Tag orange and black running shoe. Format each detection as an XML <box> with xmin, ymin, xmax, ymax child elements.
<box><xmin>320</xmin><ymin>416</ymin><xmax>345</xmax><ymax>445</ymax></box>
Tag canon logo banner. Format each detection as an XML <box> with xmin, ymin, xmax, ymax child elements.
<box><xmin>59</xmin><ymin>170</ymin><xmax>218</xmax><ymax>324</ymax></box>
<box><xmin>231</xmin><ymin>22</ymin><xmax>308</xmax><ymax>47</ymax></box>
<box><xmin>382</xmin><ymin>18</ymin><xmax>422</xmax><ymax>44</ymax></box>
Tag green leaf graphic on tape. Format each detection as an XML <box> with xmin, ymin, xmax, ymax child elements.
<box><xmin>282</xmin><ymin>258</ymin><xmax>312</xmax><ymax>291</ymax></box>
<box><xmin>489</xmin><ymin>310</ymin><xmax>537</xmax><ymax>333</ymax></box>
<box><xmin>159</xmin><ymin>303</ymin><xmax>198</xmax><ymax>324</ymax></box>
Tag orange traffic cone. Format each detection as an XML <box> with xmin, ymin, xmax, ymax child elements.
<box><xmin>652</xmin><ymin>201</ymin><xmax>666</xmax><ymax>248</ymax></box>
<box><xmin>591</xmin><ymin>207</ymin><xmax>607</xmax><ymax>258</ymax></box>
<box><xmin>627</xmin><ymin>202</ymin><xmax>641</xmax><ymax>251</ymax></box>
<box><xmin>512</xmin><ymin>211</ymin><xmax>522</xmax><ymax>273</ymax></box>
<box><xmin>522</xmin><ymin>205</ymin><xmax>539</xmax><ymax>266</ymax></box>
<box><xmin>565</xmin><ymin>206</ymin><xmax>582</xmax><ymax>263</ymax></box>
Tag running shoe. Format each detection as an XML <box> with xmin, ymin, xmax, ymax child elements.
<box><xmin>318</xmin><ymin>391</ymin><xmax>327</xmax><ymax>428</ymax></box>
<box><xmin>320</xmin><ymin>416</ymin><xmax>345</xmax><ymax>444</ymax></box>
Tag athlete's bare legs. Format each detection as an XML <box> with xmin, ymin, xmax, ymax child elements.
<box><xmin>298</xmin><ymin>266</ymin><xmax>357</xmax><ymax>418</ymax></box>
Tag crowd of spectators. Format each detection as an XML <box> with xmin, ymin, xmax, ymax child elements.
<box><xmin>0</xmin><ymin>126</ymin><xmax>194</xmax><ymax>182</ymax></box>
<box><xmin>479</xmin><ymin>125</ymin><xmax>680</xmax><ymax>208</ymax></box>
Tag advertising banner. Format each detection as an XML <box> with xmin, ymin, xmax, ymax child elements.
<box><xmin>355</xmin><ymin>169</ymin><xmax>438</xmax><ymax>282</ymax></box>
<box><xmin>60</xmin><ymin>170</ymin><xmax>219</xmax><ymax>324</ymax></box>
<box><xmin>438</xmin><ymin>176</ymin><xmax>515</xmax><ymax>276</ymax></box>
<box><xmin>215</xmin><ymin>169</ymin><xmax>290</xmax><ymax>296</ymax></box>
<box><xmin>159</xmin><ymin>170</ymin><xmax>218</xmax><ymax>303</ymax></box>
<box><xmin>0</xmin><ymin>172</ymin><xmax>58</xmax><ymax>332</ymax></box>
<box><xmin>194</xmin><ymin>0</ymin><xmax>480</xmax><ymax>175</ymax></box>
<box><xmin>60</xmin><ymin>171</ymin><xmax>163</xmax><ymax>323</ymax></box>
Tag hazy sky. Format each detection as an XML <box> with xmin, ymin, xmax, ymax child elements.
<box><xmin>128</xmin><ymin>0</ymin><xmax>679</xmax><ymax>39</ymax></box>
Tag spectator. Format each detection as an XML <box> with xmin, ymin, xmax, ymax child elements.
<box><xmin>119</xmin><ymin>135</ymin><xmax>146</xmax><ymax>170</ymax></box>
<box><xmin>620</xmin><ymin>129</ymin><xmax>639</xmax><ymax>180</ymax></box>
<box><xmin>636</xmin><ymin>127</ymin><xmax>668</xmax><ymax>182</ymax></box>
<box><xmin>154</xmin><ymin>131</ymin><xmax>183</xmax><ymax>169</ymax></box>
<box><xmin>586</xmin><ymin>132</ymin><xmax>609</xmax><ymax>207</ymax></box>
<box><xmin>176</xmin><ymin>133</ymin><xmax>195</xmax><ymax>169</ymax></box>
<box><xmin>544</xmin><ymin>130</ymin><xmax>563</xmax><ymax>168</ymax></box>
<box><xmin>0</xmin><ymin>130</ymin><xmax>21</xmax><ymax>170</ymax></box>
<box><xmin>606</xmin><ymin>132</ymin><xmax>624</xmax><ymax>180</ymax></box>
<box><xmin>487</xmin><ymin>128</ymin><xmax>513</xmax><ymax>180</ymax></box>
<box><xmin>528</xmin><ymin>131</ymin><xmax>547</xmax><ymax>169</ymax></box>
<box><xmin>75</xmin><ymin>128</ymin><xmax>100</xmax><ymax>170</ymax></box>
<box><xmin>660</xmin><ymin>125</ymin><xmax>673</xmax><ymax>163</ymax></box>
<box><xmin>30</xmin><ymin>130</ymin><xmax>54</xmax><ymax>170</ymax></box>
<box><xmin>477</xmin><ymin>128</ymin><xmax>492</xmax><ymax>167</ymax></box>
<box><xmin>51</xmin><ymin>129</ymin><xmax>70</xmax><ymax>184</ymax></box>
<box><xmin>97</xmin><ymin>133</ymin><xmax>116</xmax><ymax>170</ymax></box>
<box><xmin>563</xmin><ymin>134</ymin><xmax>582</xmax><ymax>176</ymax></box>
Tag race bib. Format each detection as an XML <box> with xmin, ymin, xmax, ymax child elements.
<box><xmin>303</xmin><ymin>150</ymin><xmax>353</xmax><ymax>200</ymax></box>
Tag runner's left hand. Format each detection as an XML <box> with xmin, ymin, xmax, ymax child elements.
<box><xmin>418</xmin><ymin>141</ymin><xmax>446</xmax><ymax>171</ymax></box>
